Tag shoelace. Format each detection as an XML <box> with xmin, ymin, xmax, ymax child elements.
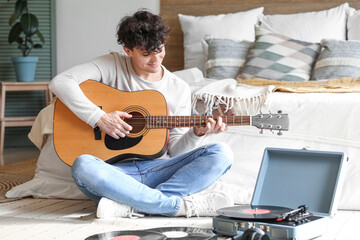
<box><xmin>185</xmin><ymin>197</ymin><xmax>216</xmax><ymax>218</ymax></box>
<box><xmin>128</xmin><ymin>208</ymin><xmax>145</xmax><ymax>219</ymax></box>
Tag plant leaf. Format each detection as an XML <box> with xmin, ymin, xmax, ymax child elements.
<box><xmin>16</xmin><ymin>37</ymin><xmax>23</xmax><ymax>44</ymax></box>
<box><xmin>20</xmin><ymin>13</ymin><xmax>38</xmax><ymax>36</ymax></box>
<box><xmin>9</xmin><ymin>12</ymin><xmax>19</xmax><ymax>26</ymax></box>
<box><xmin>36</xmin><ymin>30</ymin><xmax>45</xmax><ymax>44</ymax></box>
<box><xmin>8</xmin><ymin>22</ymin><xmax>22</xmax><ymax>44</ymax></box>
<box><xmin>15</xmin><ymin>0</ymin><xmax>27</xmax><ymax>16</ymax></box>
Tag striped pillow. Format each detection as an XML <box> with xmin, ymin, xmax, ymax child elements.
<box><xmin>205</xmin><ymin>37</ymin><xmax>252</xmax><ymax>79</ymax></box>
<box><xmin>237</xmin><ymin>27</ymin><xmax>321</xmax><ymax>81</ymax></box>
<box><xmin>312</xmin><ymin>39</ymin><xmax>360</xmax><ymax>80</ymax></box>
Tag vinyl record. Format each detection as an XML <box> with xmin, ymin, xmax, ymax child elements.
<box><xmin>149</xmin><ymin>227</ymin><xmax>216</xmax><ymax>239</ymax></box>
<box><xmin>216</xmin><ymin>205</ymin><xmax>294</xmax><ymax>221</ymax></box>
<box><xmin>85</xmin><ymin>230</ymin><xmax>167</xmax><ymax>240</ymax></box>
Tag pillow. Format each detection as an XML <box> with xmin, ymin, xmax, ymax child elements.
<box><xmin>173</xmin><ymin>67</ymin><xmax>204</xmax><ymax>84</ymax></box>
<box><xmin>6</xmin><ymin>135</ymin><xmax>87</xmax><ymax>199</ymax></box>
<box><xmin>237</xmin><ymin>27</ymin><xmax>321</xmax><ymax>81</ymax></box>
<box><xmin>178</xmin><ymin>7</ymin><xmax>264</xmax><ymax>73</ymax></box>
<box><xmin>312</xmin><ymin>39</ymin><xmax>360</xmax><ymax>80</ymax></box>
<box><xmin>347</xmin><ymin>9</ymin><xmax>360</xmax><ymax>40</ymax></box>
<box><xmin>260</xmin><ymin>3</ymin><xmax>349</xmax><ymax>42</ymax></box>
<box><xmin>205</xmin><ymin>36</ymin><xmax>252</xmax><ymax>79</ymax></box>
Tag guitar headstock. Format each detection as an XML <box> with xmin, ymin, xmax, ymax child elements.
<box><xmin>252</xmin><ymin>111</ymin><xmax>289</xmax><ymax>135</ymax></box>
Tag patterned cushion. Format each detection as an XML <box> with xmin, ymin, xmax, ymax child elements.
<box><xmin>237</xmin><ymin>27</ymin><xmax>321</xmax><ymax>81</ymax></box>
<box><xmin>312</xmin><ymin>39</ymin><xmax>360</xmax><ymax>80</ymax></box>
<box><xmin>205</xmin><ymin>36</ymin><xmax>252</xmax><ymax>79</ymax></box>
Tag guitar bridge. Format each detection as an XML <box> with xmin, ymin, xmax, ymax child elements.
<box><xmin>94</xmin><ymin>126</ymin><xmax>101</xmax><ymax>140</ymax></box>
<box><xmin>94</xmin><ymin>106</ymin><xmax>102</xmax><ymax>140</ymax></box>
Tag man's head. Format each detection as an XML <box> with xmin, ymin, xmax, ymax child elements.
<box><xmin>116</xmin><ymin>10</ymin><xmax>170</xmax><ymax>53</ymax></box>
<box><xmin>117</xmin><ymin>10</ymin><xmax>170</xmax><ymax>79</ymax></box>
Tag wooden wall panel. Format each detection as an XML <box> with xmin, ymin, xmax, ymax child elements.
<box><xmin>161</xmin><ymin>0</ymin><xmax>360</xmax><ymax>71</ymax></box>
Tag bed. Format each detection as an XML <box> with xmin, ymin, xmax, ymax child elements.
<box><xmin>160</xmin><ymin>0</ymin><xmax>360</xmax><ymax>238</ymax></box>
<box><xmin>2</xmin><ymin>0</ymin><xmax>360</xmax><ymax>239</ymax></box>
<box><xmin>160</xmin><ymin>0</ymin><xmax>360</xmax><ymax>210</ymax></box>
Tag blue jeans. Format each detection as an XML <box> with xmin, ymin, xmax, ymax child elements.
<box><xmin>71</xmin><ymin>143</ymin><xmax>233</xmax><ymax>216</ymax></box>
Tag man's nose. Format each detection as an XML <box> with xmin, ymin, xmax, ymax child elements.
<box><xmin>150</xmin><ymin>53</ymin><xmax>161</xmax><ymax>62</ymax></box>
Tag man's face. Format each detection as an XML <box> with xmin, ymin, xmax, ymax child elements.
<box><xmin>124</xmin><ymin>45</ymin><xmax>165</xmax><ymax>76</ymax></box>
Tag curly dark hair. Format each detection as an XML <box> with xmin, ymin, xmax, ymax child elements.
<box><xmin>116</xmin><ymin>10</ymin><xmax>170</xmax><ymax>53</ymax></box>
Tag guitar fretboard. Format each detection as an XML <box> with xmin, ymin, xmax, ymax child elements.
<box><xmin>146</xmin><ymin>116</ymin><xmax>251</xmax><ymax>129</ymax></box>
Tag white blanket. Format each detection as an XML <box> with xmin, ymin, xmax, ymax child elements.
<box><xmin>192</xmin><ymin>79</ymin><xmax>274</xmax><ymax>116</ymax></box>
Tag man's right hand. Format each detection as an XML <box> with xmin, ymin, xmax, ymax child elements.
<box><xmin>96</xmin><ymin>111</ymin><xmax>132</xmax><ymax>139</ymax></box>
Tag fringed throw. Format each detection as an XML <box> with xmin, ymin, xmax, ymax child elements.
<box><xmin>192</xmin><ymin>79</ymin><xmax>274</xmax><ymax>116</ymax></box>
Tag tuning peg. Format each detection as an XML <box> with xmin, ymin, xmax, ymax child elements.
<box><xmin>259</xmin><ymin>129</ymin><xmax>263</xmax><ymax>134</ymax></box>
<box><xmin>278</xmin><ymin>110</ymin><xmax>282</xmax><ymax>114</ymax></box>
<box><xmin>277</xmin><ymin>130</ymin><xmax>282</xmax><ymax>136</ymax></box>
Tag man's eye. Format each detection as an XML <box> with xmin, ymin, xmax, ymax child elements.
<box><xmin>142</xmin><ymin>52</ymin><xmax>150</xmax><ymax>56</ymax></box>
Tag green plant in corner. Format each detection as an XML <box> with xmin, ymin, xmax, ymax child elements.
<box><xmin>8</xmin><ymin>0</ymin><xmax>45</xmax><ymax>56</ymax></box>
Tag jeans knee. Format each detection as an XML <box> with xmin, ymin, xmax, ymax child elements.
<box><xmin>72</xmin><ymin>154</ymin><xmax>110</xmax><ymax>188</ymax></box>
<box><xmin>208</xmin><ymin>142</ymin><xmax>233</xmax><ymax>169</ymax></box>
<box><xmin>71</xmin><ymin>154</ymin><xmax>96</xmax><ymax>180</ymax></box>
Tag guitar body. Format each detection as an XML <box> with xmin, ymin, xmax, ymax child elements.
<box><xmin>53</xmin><ymin>80</ymin><xmax>169</xmax><ymax>166</ymax></box>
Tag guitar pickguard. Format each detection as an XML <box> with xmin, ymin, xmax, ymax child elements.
<box><xmin>104</xmin><ymin>134</ymin><xmax>143</xmax><ymax>150</ymax></box>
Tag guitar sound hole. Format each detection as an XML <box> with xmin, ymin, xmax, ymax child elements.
<box><xmin>125</xmin><ymin>111</ymin><xmax>145</xmax><ymax>134</ymax></box>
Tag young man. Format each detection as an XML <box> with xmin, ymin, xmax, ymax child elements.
<box><xmin>49</xmin><ymin>10</ymin><xmax>233</xmax><ymax>218</ymax></box>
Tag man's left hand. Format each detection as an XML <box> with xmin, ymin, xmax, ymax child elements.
<box><xmin>193</xmin><ymin>116</ymin><xmax>228</xmax><ymax>137</ymax></box>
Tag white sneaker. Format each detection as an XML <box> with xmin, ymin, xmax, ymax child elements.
<box><xmin>96</xmin><ymin>197</ymin><xmax>144</xmax><ymax>219</ymax></box>
<box><xmin>182</xmin><ymin>191</ymin><xmax>234</xmax><ymax>218</ymax></box>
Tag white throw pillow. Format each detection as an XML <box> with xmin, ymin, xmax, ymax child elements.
<box><xmin>260</xmin><ymin>3</ymin><xmax>349</xmax><ymax>42</ymax></box>
<box><xmin>347</xmin><ymin>8</ymin><xmax>360</xmax><ymax>40</ymax></box>
<box><xmin>178</xmin><ymin>7</ymin><xmax>264</xmax><ymax>73</ymax></box>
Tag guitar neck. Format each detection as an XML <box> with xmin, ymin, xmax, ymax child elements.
<box><xmin>146</xmin><ymin>115</ymin><xmax>250</xmax><ymax>129</ymax></box>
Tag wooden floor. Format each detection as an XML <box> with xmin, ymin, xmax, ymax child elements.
<box><xmin>1</xmin><ymin>146</ymin><xmax>40</xmax><ymax>166</ymax></box>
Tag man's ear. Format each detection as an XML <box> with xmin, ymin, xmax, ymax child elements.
<box><xmin>123</xmin><ymin>47</ymin><xmax>132</xmax><ymax>56</ymax></box>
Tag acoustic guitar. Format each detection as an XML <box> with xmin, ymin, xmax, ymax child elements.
<box><xmin>53</xmin><ymin>80</ymin><xmax>289</xmax><ymax>166</ymax></box>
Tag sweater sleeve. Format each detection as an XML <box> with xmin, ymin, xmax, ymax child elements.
<box><xmin>166</xmin><ymin>80</ymin><xmax>206</xmax><ymax>157</ymax></box>
<box><xmin>49</xmin><ymin>55</ymin><xmax>116</xmax><ymax>127</ymax></box>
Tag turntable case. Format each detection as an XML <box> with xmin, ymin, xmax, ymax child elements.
<box><xmin>213</xmin><ymin>148</ymin><xmax>348</xmax><ymax>239</ymax></box>
<box><xmin>251</xmin><ymin>148</ymin><xmax>348</xmax><ymax>217</ymax></box>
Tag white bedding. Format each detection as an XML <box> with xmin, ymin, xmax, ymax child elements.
<box><xmin>200</xmin><ymin>91</ymin><xmax>360</xmax><ymax>210</ymax></box>
<box><xmin>171</xmin><ymin>68</ymin><xmax>360</xmax><ymax>211</ymax></box>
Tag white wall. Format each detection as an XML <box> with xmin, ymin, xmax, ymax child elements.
<box><xmin>56</xmin><ymin>0</ymin><xmax>160</xmax><ymax>73</ymax></box>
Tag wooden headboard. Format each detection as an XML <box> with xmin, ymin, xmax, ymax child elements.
<box><xmin>161</xmin><ymin>0</ymin><xmax>360</xmax><ymax>71</ymax></box>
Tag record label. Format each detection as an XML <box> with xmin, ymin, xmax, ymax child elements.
<box><xmin>216</xmin><ymin>205</ymin><xmax>294</xmax><ymax>221</ymax></box>
<box><xmin>149</xmin><ymin>227</ymin><xmax>215</xmax><ymax>239</ymax></box>
<box><xmin>112</xmin><ymin>236</ymin><xmax>140</xmax><ymax>240</ymax></box>
<box><xmin>162</xmin><ymin>231</ymin><xmax>188</xmax><ymax>238</ymax></box>
<box><xmin>243</xmin><ymin>208</ymin><xmax>270</xmax><ymax>215</ymax></box>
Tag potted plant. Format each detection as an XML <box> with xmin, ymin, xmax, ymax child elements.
<box><xmin>8</xmin><ymin>0</ymin><xmax>45</xmax><ymax>82</ymax></box>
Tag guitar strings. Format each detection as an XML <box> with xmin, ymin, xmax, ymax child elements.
<box><xmin>124</xmin><ymin>116</ymin><xmax>250</xmax><ymax>127</ymax></box>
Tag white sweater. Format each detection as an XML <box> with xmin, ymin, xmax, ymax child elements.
<box><xmin>49</xmin><ymin>52</ymin><xmax>204</xmax><ymax>159</ymax></box>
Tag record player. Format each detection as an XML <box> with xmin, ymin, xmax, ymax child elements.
<box><xmin>213</xmin><ymin>147</ymin><xmax>348</xmax><ymax>240</ymax></box>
